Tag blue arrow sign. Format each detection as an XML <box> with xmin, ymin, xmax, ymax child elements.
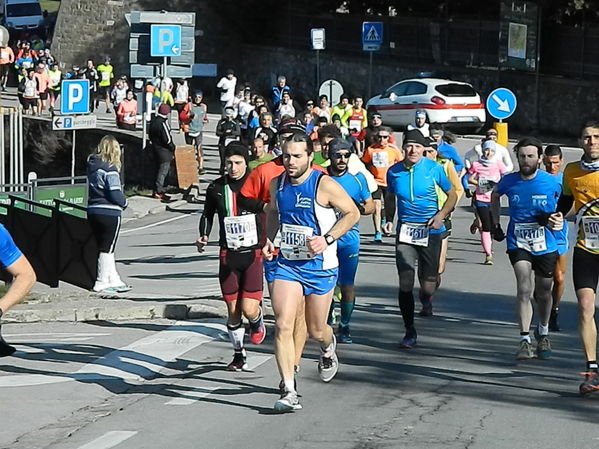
<box><xmin>486</xmin><ymin>87</ymin><xmax>517</xmax><ymax>120</ymax></box>
<box><xmin>151</xmin><ymin>25</ymin><xmax>182</xmax><ymax>57</ymax></box>
<box><xmin>362</xmin><ymin>22</ymin><xmax>383</xmax><ymax>51</ymax></box>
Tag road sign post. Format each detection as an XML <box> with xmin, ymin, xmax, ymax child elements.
<box><xmin>486</xmin><ymin>87</ymin><xmax>517</xmax><ymax>148</ymax></box>
<box><xmin>311</xmin><ymin>28</ymin><xmax>325</xmax><ymax>96</ymax></box>
<box><xmin>362</xmin><ymin>22</ymin><xmax>383</xmax><ymax>99</ymax></box>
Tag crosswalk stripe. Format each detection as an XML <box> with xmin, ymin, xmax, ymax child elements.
<box><xmin>76</xmin><ymin>431</ymin><xmax>137</xmax><ymax>449</ymax></box>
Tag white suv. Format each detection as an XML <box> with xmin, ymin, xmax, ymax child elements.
<box><xmin>366</xmin><ymin>78</ymin><xmax>486</xmax><ymax>131</ymax></box>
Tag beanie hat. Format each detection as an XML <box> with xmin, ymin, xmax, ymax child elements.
<box><xmin>158</xmin><ymin>104</ymin><xmax>171</xmax><ymax>116</ymax></box>
<box><xmin>403</xmin><ymin>129</ymin><xmax>428</xmax><ymax>147</ymax></box>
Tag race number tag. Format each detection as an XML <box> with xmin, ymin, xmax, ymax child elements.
<box><xmin>223</xmin><ymin>214</ymin><xmax>258</xmax><ymax>250</ymax></box>
<box><xmin>477</xmin><ymin>178</ymin><xmax>493</xmax><ymax>194</ymax></box>
<box><xmin>349</xmin><ymin>119</ymin><xmax>362</xmax><ymax>132</ymax></box>
<box><xmin>582</xmin><ymin>216</ymin><xmax>599</xmax><ymax>250</ymax></box>
<box><xmin>280</xmin><ymin>224</ymin><xmax>313</xmax><ymax>260</ymax></box>
<box><xmin>399</xmin><ymin>222</ymin><xmax>429</xmax><ymax>247</ymax></box>
<box><xmin>514</xmin><ymin>222</ymin><xmax>546</xmax><ymax>253</ymax></box>
<box><xmin>372</xmin><ymin>151</ymin><xmax>389</xmax><ymax>168</ymax></box>
<box><xmin>0</xmin><ymin>50</ymin><xmax>9</xmax><ymax>60</ymax></box>
<box><xmin>101</xmin><ymin>71</ymin><xmax>110</xmax><ymax>82</ymax></box>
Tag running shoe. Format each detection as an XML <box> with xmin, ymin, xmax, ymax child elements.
<box><xmin>227</xmin><ymin>350</ymin><xmax>248</xmax><ymax>371</ymax></box>
<box><xmin>549</xmin><ymin>310</ymin><xmax>560</xmax><ymax>332</ymax></box>
<box><xmin>152</xmin><ymin>192</ymin><xmax>166</xmax><ymax>200</ymax></box>
<box><xmin>419</xmin><ymin>303</ymin><xmax>433</xmax><ymax>317</ymax></box>
<box><xmin>535</xmin><ymin>336</ymin><xmax>552</xmax><ymax>359</ymax></box>
<box><xmin>278</xmin><ymin>376</ymin><xmax>299</xmax><ymax>396</ymax></box>
<box><xmin>515</xmin><ymin>340</ymin><xmax>534</xmax><ymax>360</ymax></box>
<box><xmin>579</xmin><ymin>371</ymin><xmax>599</xmax><ymax>395</ymax></box>
<box><xmin>318</xmin><ymin>335</ymin><xmax>339</xmax><ymax>382</ymax></box>
<box><xmin>249</xmin><ymin>312</ymin><xmax>266</xmax><ymax>345</ymax></box>
<box><xmin>373</xmin><ymin>232</ymin><xmax>383</xmax><ymax>243</ymax></box>
<box><xmin>400</xmin><ymin>327</ymin><xmax>417</xmax><ymax>349</ymax></box>
<box><xmin>333</xmin><ymin>286</ymin><xmax>342</xmax><ymax>302</ymax></box>
<box><xmin>0</xmin><ymin>338</ymin><xmax>16</xmax><ymax>357</ymax></box>
<box><xmin>274</xmin><ymin>390</ymin><xmax>302</xmax><ymax>412</ymax></box>
<box><xmin>337</xmin><ymin>324</ymin><xmax>353</xmax><ymax>344</ymax></box>
<box><xmin>113</xmin><ymin>284</ymin><xmax>132</xmax><ymax>293</ymax></box>
<box><xmin>469</xmin><ymin>220</ymin><xmax>478</xmax><ymax>234</ymax></box>
<box><xmin>484</xmin><ymin>254</ymin><xmax>493</xmax><ymax>265</ymax></box>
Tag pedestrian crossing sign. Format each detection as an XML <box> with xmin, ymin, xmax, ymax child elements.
<box><xmin>362</xmin><ymin>21</ymin><xmax>383</xmax><ymax>51</ymax></box>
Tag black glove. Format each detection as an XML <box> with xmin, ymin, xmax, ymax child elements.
<box><xmin>492</xmin><ymin>224</ymin><xmax>505</xmax><ymax>242</ymax></box>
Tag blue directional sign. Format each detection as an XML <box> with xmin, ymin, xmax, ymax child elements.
<box><xmin>486</xmin><ymin>87</ymin><xmax>517</xmax><ymax>120</ymax></box>
<box><xmin>362</xmin><ymin>22</ymin><xmax>383</xmax><ymax>51</ymax></box>
<box><xmin>60</xmin><ymin>80</ymin><xmax>89</xmax><ymax>115</ymax></box>
<box><xmin>151</xmin><ymin>24</ymin><xmax>182</xmax><ymax>57</ymax></box>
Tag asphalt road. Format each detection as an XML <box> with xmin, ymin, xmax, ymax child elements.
<box><xmin>2</xmin><ymin>107</ymin><xmax>597</xmax><ymax>448</ymax></box>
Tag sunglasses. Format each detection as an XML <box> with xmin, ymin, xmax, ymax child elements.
<box><xmin>378</xmin><ymin>135</ymin><xmax>390</xmax><ymax>139</ymax></box>
<box><xmin>331</xmin><ymin>152</ymin><xmax>351</xmax><ymax>159</ymax></box>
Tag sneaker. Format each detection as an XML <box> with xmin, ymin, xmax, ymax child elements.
<box><xmin>373</xmin><ymin>232</ymin><xmax>382</xmax><ymax>243</ymax></box>
<box><xmin>536</xmin><ymin>336</ymin><xmax>552</xmax><ymax>359</ymax></box>
<box><xmin>318</xmin><ymin>335</ymin><xmax>339</xmax><ymax>382</ymax></box>
<box><xmin>274</xmin><ymin>390</ymin><xmax>302</xmax><ymax>412</ymax></box>
<box><xmin>400</xmin><ymin>328</ymin><xmax>417</xmax><ymax>349</ymax></box>
<box><xmin>337</xmin><ymin>325</ymin><xmax>353</xmax><ymax>344</ymax></box>
<box><xmin>419</xmin><ymin>303</ymin><xmax>433</xmax><ymax>317</ymax></box>
<box><xmin>227</xmin><ymin>350</ymin><xmax>248</xmax><ymax>371</ymax></box>
<box><xmin>249</xmin><ymin>313</ymin><xmax>266</xmax><ymax>345</ymax></box>
<box><xmin>278</xmin><ymin>376</ymin><xmax>299</xmax><ymax>396</ymax></box>
<box><xmin>549</xmin><ymin>310</ymin><xmax>560</xmax><ymax>332</ymax></box>
<box><xmin>516</xmin><ymin>340</ymin><xmax>534</xmax><ymax>360</ymax></box>
<box><xmin>112</xmin><ymin>284</ymin><xmax>132</xmax><ymax>293</ymax></box>
<box><xmin>484</xmin><ymin>254</ymin><xmax>493</xmax><ymax>265</ymax></box>
<box><xmin>579</xmin><ymin>371</ymin><xmax>599</xmax><ymax>395</ymax></box>
<box><xmin>469</xmin><ymin>220</ymin><xmax>478</xmax><ymax>234</ymax></box>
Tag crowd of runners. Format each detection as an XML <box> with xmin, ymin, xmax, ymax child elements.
<box><xmin>1</xmin><ymin>67</ymin><xmax>599</xmax><ymax>413</ymax></box>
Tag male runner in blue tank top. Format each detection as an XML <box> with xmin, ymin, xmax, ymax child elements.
<box><xmin>326</xmin><ymin>138</ymin><xmax>374</xmax><ymax>343</ymax></box>
<box><xmin>493</xmin><ymin>137</ymin><xmax>564</xmax><ymax>361</ymax></box>
<box><xmin>383</xmin><ymin>129</ymin><xmax>457</xmax><ymax>349</ymax></box>
<box><xmin>263</xmin><ymin>132</ymin><xmax>360</xmax><ymax>412</ymax></box>
<box><xmin>0</xmin><ymin>224</ymin><xmax>36</xmax><ymax>356</ymax></box>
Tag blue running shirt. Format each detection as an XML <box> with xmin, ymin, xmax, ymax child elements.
<box><xmin>331</xmin><ymin>171</ymin><xmax>371</xmax><ymax>247</ymax></box>
<box><xmin>0</xmin><ymin>224</ymin><xmax>22</xmax><ymax>268</ymax></box>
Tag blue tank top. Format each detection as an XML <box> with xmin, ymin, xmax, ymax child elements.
<box><xmin>276</xmin><ymin>170</ymin><xmax>338</xmax><ymax>270</ymax></box>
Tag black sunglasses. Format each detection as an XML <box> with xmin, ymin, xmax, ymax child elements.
<box><xmin>331</xmin><ymin>152</ymin><xmax>351</xmax><ymax>159</ymax></box>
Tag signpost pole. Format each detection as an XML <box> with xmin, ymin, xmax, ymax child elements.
<box><xmin>163</xmin><ymin>56</ymin><xmax>167</xmax><ymax>81</ymax></box>
<box><xmin>368</xmin><ymin>51</ymin><xmax>373</xmax><ymax>100</ymax></box>
<box><xmin>71</xmin><ymin>130</ymin><xmax>76</xmax><ymax>183</ymax></box>
<box><xmin>0</xmin><ymin>108</ymin><xmax>4</xmax><ymax>188</ymax></box>
<box><xmin>316</xmin><ymin>49</ymin><xmax>320</xmax><ymax>98</ymax></box>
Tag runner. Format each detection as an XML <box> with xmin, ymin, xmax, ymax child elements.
<box><xmin>557</xmin><ymin>121</ymin><xmax>599</xmax><ymax>394</ymax></box>
<box><xmin>494</xmin><ymin>137</ymin><xmax>563</xmax><ymax>361</ymax></box>
<box><xmin>362</xmin><ymin>126</ymin><xmax>402</xmax><ymax>243</ymax></box>
<box><xmin>263</xmin><ymin>132</ymin><xmax>360</xmax><ymax>412</ymax></box>
<box><xmin>357</xmin><ymin>111</ymin><xmax>396</xmax><ymax>154</ymax></box>
<box><xmin>47</xmin><ymin>61</ymin><xmax>61</xmax><ymax>113</ymax></box>
<box><xmin>0</xmin><ymin>42</ymin><xmax>14</xmax><ymax>91</ymax></box>
<box><xmin>468</xmin><ymin>140</ymin><xmax>508</xmax><ymax>265</ymax></box>
<box><xmin>196</xmin><ymin>143</ymin><xmax>266</xmax><ymax>371</ymax></box>
<box><xmin>96</xmin><ymin>57</ymin><xmax>114</xmax><ymax>113</ymax></box>
<box><xmin>383</xmin><ymin>129</ymin><xmax>457</xmax><ymax>346</ymax></box>
<box><xmin>422</xmin><ymin>138</ymin><xmax>464</xmax><ymax>300</ymax></box>
<box><xmin>326</xmin><ymin>138</ymin><xmax>374</xmax><ymax>343</ymax></box>
<box><xmin>0</xmin><ymin>225</ymin><xmax>36</xmax><ymax>357</ymax></box>
<box><xmin>542</xmin><ymin>144</ymin><xmax>568</xmax><ymax>331</ymax></box>
<box><xmin>248</xmin><ymin>137</ymin><xmax>274</xmax><ymax>170</ymax></box>
<box><xmin>216</xmin><ymin>106</ymin><xmax>241</xmax><ymax>174</ymax></box>
<box><xmin>179</xmin><ymin>91</ymin><xmax>208</xmax><ymax>173</ymax></box>
<box><xmin>406</xmin><ymin>109</ymin><xmax>430</xmax><ymax>137</ymax></box>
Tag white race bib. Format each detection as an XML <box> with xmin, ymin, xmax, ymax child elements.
<box><xmin>399</xmin><ymin>222</ymin><xmax>429</xmax><ymax>247</ymax></box>
<box><xmin>372</xmin><ymin>151</ymin><xmax>389</xmax><ymax>168</ymax></box>
<box><xmin>0</xmin><ymin>50</ymin><xmax>9</xmax><ymax>60</ymax></box>
<box><xmin>515</xmin><ymin>222</ymin><xmax>546</xmax><ymax>253</ymax></box>
<box><xmin>582</xmin><ymin>216</ymin><xmax>599</xmax><ymax>250</ymax></box>
<box><xmin>101</xmin><ymin>71</ymin><xmax>110</xmax><ymax>81</ymax></box>
<box><xmin>223</xmin><ymin>214</ymin><xmax>258</xmax><ymax>250</ymax></box>
<box><xmin>477</xmin><ymin>178</ymin><xmax>493</xmax><ymax>194</ymax></box>
<box><xmin>349</xmin><ymin>119</ymin><xmax>362</xmax><ymax>132</ymax></box>
<box><xmin>280</xmin><ymin>224</ymin><xmax>313</xmax><ymax>260</ymax></box>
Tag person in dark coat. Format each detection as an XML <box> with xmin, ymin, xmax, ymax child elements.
<box><xmin>149</xmin><ymin>103</ymin><xmax>176</xmax><ymax>199</ymax></box>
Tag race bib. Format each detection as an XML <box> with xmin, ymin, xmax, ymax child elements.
<box><xmin>372</xmin><ymin>151</ymin><xmax>389</xmax><ymax>168</ymax></box>
<box><xmin>349</xmin><ymin>119</ymin><xmax>362</xmax><ymax>132</ymax></box>
<box><xmin>477</xmin><ymin>178</ymin><xmax>493</xmax><ymax>194</ymax></box>
<box><xmin>582</xmin><ymin>216</ymin><xmax>599</xmax><ymax>250</ymax></box>
<box><xmin>101</xmin><ymin>71</ymin><xmax>110</xmax><ymax>81</ymax></box>
<box><xmin>515</xmin><ymin>222</ymin><xmax>546</xmax><ymax>253</ymax></box>
<box><xmin>223</xmin><ymin>215</ymin><xmax>258</xmax><ymax>250</ymax></box>
<box><xmin>399</xmin><ymin>222</ymin><xmax>429</xmax><ymax>247</ymax></box>
<box><xmin>280</xmin><ymin>224</ymin><xmax>313</xmax><ymax>260</ymax></box>
<box><xmin>0</xmin><ymin>50</ymin><xmax>8</xmax><ymax>60</ymax></box>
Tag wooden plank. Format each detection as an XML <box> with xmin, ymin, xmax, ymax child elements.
<box><xmin>174</xmin><ymin>145</ymin><xmax>199</xmax><ymax>189</ymax></box>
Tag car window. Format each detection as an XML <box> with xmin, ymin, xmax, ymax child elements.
<box><xmin>405</xmin><ymin>82</ymin><xmax>428</xmax><ymax>96</ymax></box>
<box><xmin>435</xmin><ymin>83</ymin><xmax>477</xmax><ymax>97</ymax></box>
<box><xmin>6</xmin><ymin>3</ymin><xmax>42</xmax><ymax>17</ymax></box>
<box><xmin>387</xmin><ymin>82</ymin><xmax>408</xmax><ymax>97</ymax></box>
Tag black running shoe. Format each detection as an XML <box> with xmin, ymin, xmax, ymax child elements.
<box><xmin>580</xmin><ymin>371</ymin><xmax>599</xmax><ymax>395</ymax></box>
<box><xmin>227</xmin><ymin>350</ymin><xmax>248</xmax><ymax>371</ymax></box>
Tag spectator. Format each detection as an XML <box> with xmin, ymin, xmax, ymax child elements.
<box><xmin>87</xmin><ymin>135</ymin><xmax>130</xmax><ymax>293</ymax></box>
<box><xmin>149</xmin><ymin>104</ymin><xmax>176</xmax><ymax>200</ymax></box>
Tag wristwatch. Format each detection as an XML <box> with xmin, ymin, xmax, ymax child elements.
<box><xmin>0</xmin><ymin>308</ymin><xmax>3</xmax><ymax>319</ymax></box>
<box><xmin>324</xmin><ymin>234</ymin><xmax>336</xmax><ymax>246</ymax></box>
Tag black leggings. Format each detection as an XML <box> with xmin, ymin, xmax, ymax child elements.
<box><xmin>476</xmin><ymin>205</ymin><xmax>495</xmax><ymax>232</ymax></box>
<box><xmin>88</xmin><ymin>213</ymin><xmax>121</xmax><ymax>253</ymax></box>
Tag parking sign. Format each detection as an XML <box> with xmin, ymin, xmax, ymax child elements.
<box><xmin>60</xmin><ymin>80</ymin><xmax>90</xmax><ymax>115</ymax></box>
<box><xmin>151</xmin><ymin>25</ymin><xmax>182</xmax><ymax>57</ymax></box>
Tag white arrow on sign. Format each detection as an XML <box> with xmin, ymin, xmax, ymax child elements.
<box><xmin>492</xmin><ymin>94</ymin><xmax>511</xmax><ymax>113</ymax></box>
<box><xmin>171</xmin><ymin>45</ymin><xmax>180</xmax><ymax>55</ymax></box>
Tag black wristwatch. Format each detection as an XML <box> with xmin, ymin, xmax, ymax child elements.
<box><xmin>0</xmin><ymin>308</ymin><xmax>3</xmax><ymax>319</ymax></box>
<box><xmin>324</xmin><ymin>234</ymin><xmax>335</xmax><ymax>246</ymax></box>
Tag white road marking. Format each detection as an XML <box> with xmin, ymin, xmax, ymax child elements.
<box><xmin>121</xmin><ymin>213</ymin><xmax>197</xmax><ymax>235</ymax></box>
<box><xmin>0</xmin><ymin>322</ymin><xmax>226</xmax><ymax>388</ymax></box>
<box><xmin>164</xmin><ymin>354</ymin><xmax>273</xmax><ymax>405</ymax></box>
<box><xmin>76</xmin><ymin>431</ymin><xmax>137</xmax><ymax>449</ymax></box>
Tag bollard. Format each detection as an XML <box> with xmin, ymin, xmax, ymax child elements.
<box><xmin>493</xmin><ymin>122</ymin><xmax>508</xmax><ymax>148</ymax></box>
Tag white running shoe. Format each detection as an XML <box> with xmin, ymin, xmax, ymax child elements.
<box><xmin>274</xmin><ymin>390</ymin><xmax>302</xmax><ymax>412</ymax></box>
<box><xmin>318</xmin><ymin>334</ymin><xmax>339</xmax><ymax>382</ymax></box>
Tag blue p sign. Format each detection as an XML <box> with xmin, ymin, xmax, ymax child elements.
<box><xmin>60</xmin><ymin>80</ymin><xmax>90</xmax><ymax>115</ymax></box>
<box><xmin>151</xmin><ymin>25</ymin><xmax>182</xmax><ymax>57</ymax></box>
